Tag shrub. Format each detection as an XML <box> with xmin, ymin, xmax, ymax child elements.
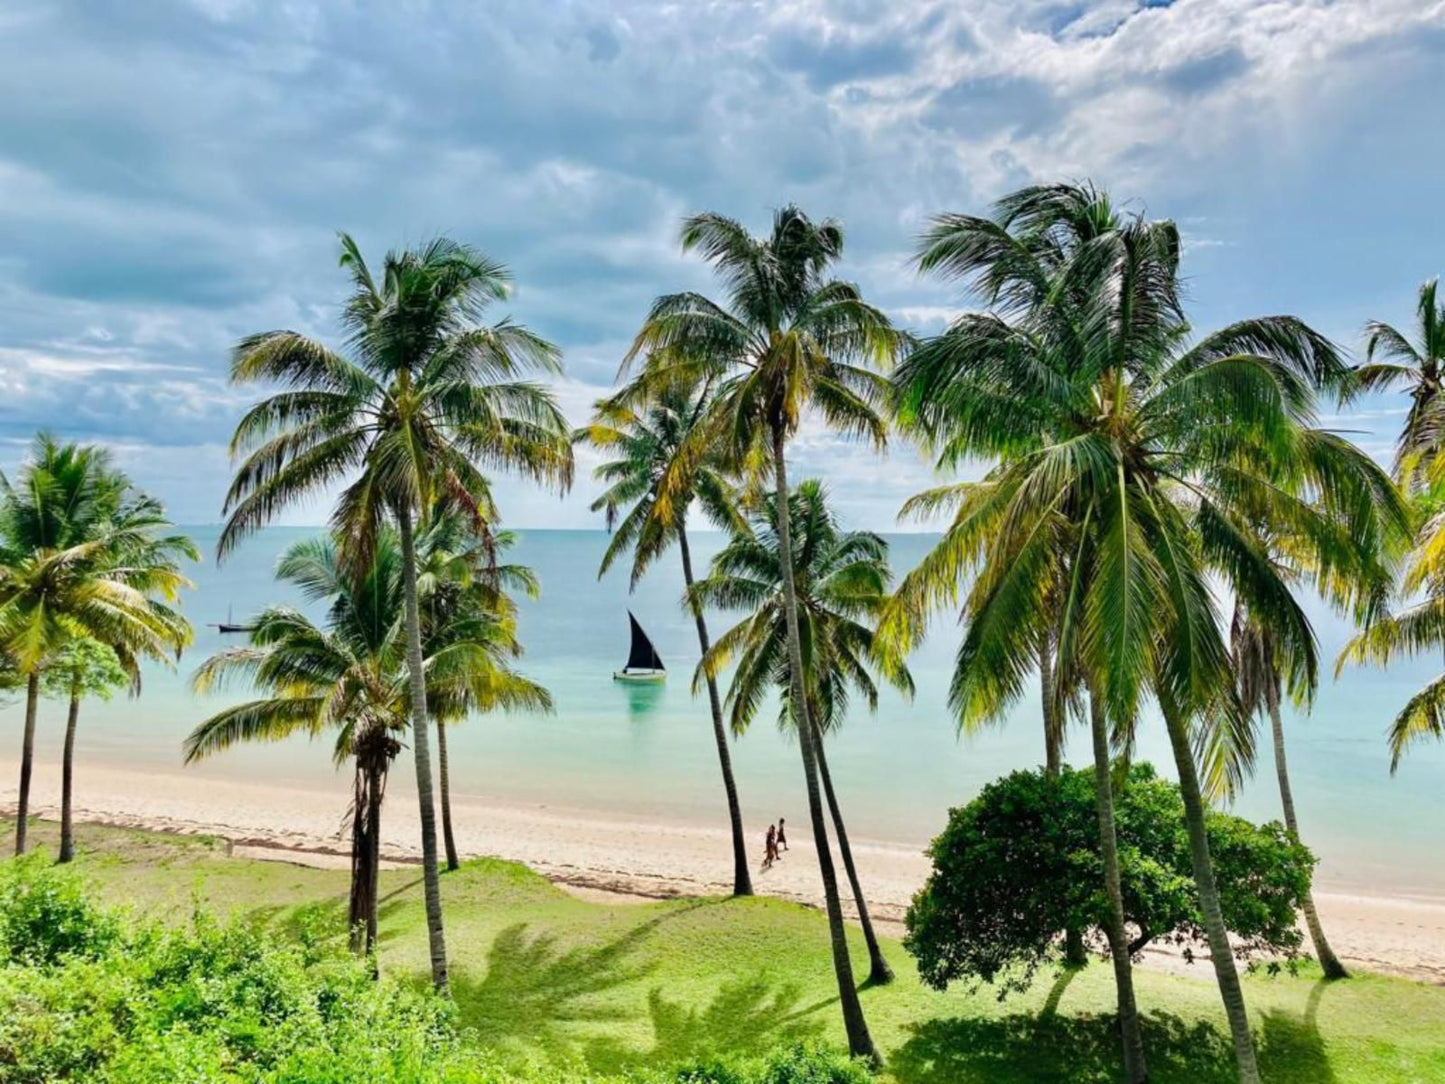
<box><xmin>0</xmin><ymin>854</ymin><xmax>119</xmax><ymax>966</ymax></box>
<box><xmin>904</xmin><ymin>764</ymin><xmax>1313</xmax><ymax>996</ymax></box>
<box><xmin>0</xmin><ymin>862</ymin><xmax>872</xmax><ymax>1084</ymax></box>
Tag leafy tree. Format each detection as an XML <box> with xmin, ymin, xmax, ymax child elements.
<box><xmin>0</xmin><ymin>435</ymin><xmax>194</xmax><ymax>855</ymax></box>
<box><xmin>1356</xmin><ymin>278</ymin><xmax>1445</xmax><ymax>484</ymax></box>
<box><xmin>887</xmin><ymin>183</ymin><xmax>1396</xmax><ymax>1083</ymax></box>
<box><xmin>220</xmin><ymin>235</ymin><xmax>573</xmax><ymax>992</ymax></box>
<box><xmin>905</xmin><ymin>765</ymin><xmax>1313</xmax><ymax>997</ymax></box>
<box><xmin>577</xmin><ymin>377</ymin><xmax>753</xmax><ymax>895</ymax></box>
<box><xmin>694</xmin><ymin>478</ymin><xmax>912</xmax><ymax>985</ymax></box>
<box><xmin>40</xmin><ymin>637</ymin><xmax>128</xmax><ymax>863</ymax></box>
<box><xmin>624</xmin><ymin>207</ymin><xmax>906</xmax><ymax>1061</ymax></box>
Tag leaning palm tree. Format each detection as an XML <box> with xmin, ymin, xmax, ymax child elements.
<box><xmin>219</xmin><ymin>235</ymin><xmax>573</xmax><ymax>992</ymax></box>
<box><xmin>577</xmin><ymin>376</ymin><xmax>754</xmax><ymax>896</ymax></box>
<box><xmin>887</xmin><ymin>183</ymin><xmax>1398</xmax><ymax>1084</ymax></box>
<box><xmin>1357</xmin><ymin>278</ymin><xmax>1445</xmax><ymax>484</ymax></box>
<box><xmin>693</xmin><ymin>478</ymin><xmax>911</xmax><ymax>986</ymax></box>
<box><xmin>621</xmin><ymin>207</ymin><xmax>906</xmax><ymax>1061</ymax></box>
<box><xmin>0</xmin><ymin>435</ymin><xmax>194</xmax><ymax>855</ymax></box>
<box><xmin>1204</xmin><ymin>443</ymin><xmax>1405</xmax><ymax>985</ymax></box>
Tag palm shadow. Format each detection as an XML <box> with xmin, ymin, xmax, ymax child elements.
<box><xmin>451</xmin><ymin>915</ymin><xmax>665</xmax><ymax>1054</ymax></box>
<box><xmin>584</xmin><ymin>975</ymin><xmax>828</xmax><ymax>1073</ymax></box>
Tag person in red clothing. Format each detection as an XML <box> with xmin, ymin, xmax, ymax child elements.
<box><xmin>763</xmin><ymin>823</ymin><xmax>777</xmax><ymax>870</ymax></box>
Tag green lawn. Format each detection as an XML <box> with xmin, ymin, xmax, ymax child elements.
<box><xmin>7</xmin><ymin>818</ymin><xmax>1444</xmax><ymax>1083</ymax></box>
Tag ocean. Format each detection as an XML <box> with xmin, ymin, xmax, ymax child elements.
<box><xmin>5</xmin><ymin>525</ymin><xmax>1443</xmax><ymax>898</ymax></box>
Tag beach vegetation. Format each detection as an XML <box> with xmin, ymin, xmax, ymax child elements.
<box><xmin>693</xmin><ymin>478</ymin><xmax>911</xmax><ymax>986</ymax></box>
<box><xmin>905</xmin><ymin>765</ymin><xmax>1313</xmax><ymax>997</ymax></box>
<box><xmin>623</xmin><ymin>207</ymin><xmax>907</xmax><ymax>1062</ymax></box>
<box><xmin>219</xmin><ymin>235</ymin><xmax>574</xmax><ymax>993</ymax></box>
<box><xmin>186</xmin><ymin>523</ymin><xmax>547</xmax><ymax>956</ymax></box>
<box><xmin>0</xmin><ymin>434</ymin><xmax>194</xmax><ymax>857</ymax></box>
<box><xmin>885</xmin><ymin>181</ymin><xmax>1403</xmax><ymax>1084</ymax></box>
<box><xmin>39</xmin><ymin>637</ymin><xmax>129</xmax><ymax>863</ymax></box>
<box><xmin>577</xmin><ymin>376</ymin><xmax>754</xmax><ymax>896</ymax></box>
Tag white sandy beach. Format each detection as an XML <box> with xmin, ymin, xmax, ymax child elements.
<box><xmin>4</xmin><ymin>756</ymin><xmax>1443</xmax><ymax>984</ymax></box>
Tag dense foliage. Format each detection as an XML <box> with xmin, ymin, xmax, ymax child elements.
<box><xmin>904</xmin><ymin>766</ymin><xmax>1313</xmax><ymax>997</ymax></box>
<box><xmin>0</xmin><ymin>858</ymin><xmax>868</xmax><ymax>1084</ymax></box>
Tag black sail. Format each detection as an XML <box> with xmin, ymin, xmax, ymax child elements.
<box><xmin>625</xmin><ymin>611</ymin><xmax>665</xmax><ymax>671</ymax></box>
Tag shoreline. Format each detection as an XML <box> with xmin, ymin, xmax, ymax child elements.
<box><xmin>4</xmin><ymin>757</ymin><xmax>1444</xmax><ymax>984</ymax></box>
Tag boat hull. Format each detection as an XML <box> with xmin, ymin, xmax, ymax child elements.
<box><xmin>613</xmin><ymin>670</ymin><xmax>666</xmax><ymax>684</ymax></box>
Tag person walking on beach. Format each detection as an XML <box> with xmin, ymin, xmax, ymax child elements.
<box><xmin>763</xmin><ymin>823</ymin><xmax>777</xmax><ymax>870</ymax></box>
<box><xmin>776</xmin><ymin>817</ymin><xmax>788</xmax><ymax>854</ymax></box>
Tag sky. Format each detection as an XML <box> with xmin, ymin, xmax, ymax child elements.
<box><xmin>0</xmin><ymin>0</ymin><xmax>1442</xmax><ymax>532</ymax></box>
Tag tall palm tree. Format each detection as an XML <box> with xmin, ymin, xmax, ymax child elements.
<box><xmin>577</xmin><ymin>377</ymin><xmax>753</xmax><ymax>896</ymax></box>
<box><xmin>0</xmin><ymin>435</ymin><xmax>194</xmax><ymax>855</ymax></box>
<box><xmin>622</xmin><ymin>207</ymin><xmax>906</xmax><ymax>1061</ymax></box>
<box><xmin>887</xmin><ymin>183</ymin><xmax>1395</xmax><ymax>1084</ymax></box>
<box><xmin>692</xmin><ymin>478</ymin><xmax>911</xmax><ymax>986</ymax></box>
<box><xmin>1356</xmin><ymin>278</ymin><xmax>1445</xmax><ymax>483</ymax></box>
<box><xmin>418</xmin><ymin>518</ymin><xmax>552</xmax><ymax>871</ymax></box>
<box><xmin>220</xmin><ymin>235</ymin><xmax>573</xmax><ymax>992</ymax></box>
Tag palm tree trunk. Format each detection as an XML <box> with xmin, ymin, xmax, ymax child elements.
<box><xmin>1040</xmin><ymin>633</ymin><xmax>1062</xmax><ymax>778</ymax></box>
<box><xmin>811</xmin><ymin>726</ymin><xmax>892</xmax><ymax>984</ymax></box>
<box><xmin>678</xmin><ymin>522</ymin><xmax>752</xmax><ymax>896</ymax></box>
<box><xmin>1162</xmin><ymin>702</ymin><xmax>1260</xmax><ymax>1084</ymax></box>
<box><xmin>397</xmin><ymin>504</ymin><xmax>450</xmax><ymax>995</ymax></box>
<box><xmin>1267</xmin><ymin>688</ymin><xmax>1347</xmax><ymax>979</ymax></box>
<box><xmin>349</xmin><ymin>758</ymin><xmax>371</xmax><ymax>955</ymax></box>
<box><xmin>1045</xmin><ymin>637</ymin><xmax>1087</xmax><ymax>964</ymax></box>
<box><xmin>366</xmin><ymin>760</ymin><xmax>385</xmax><ymax>957</ymax></box>
<box><xmin>58</xmin><ymin>689</ymin><xmax>81</xmax><ymax>863</ymax></box>
<box><xmin>14</xmin><ymin>672</ymin><xmax>39</xmax><ymax>855</ymax></box>
<box><xmin>1089</xmin><ymin>688</ymin><xmax>1148</xmax><ymax>1083</ymax></box>
<box><xmin>437</xmin><ymin>719</ymin><xmax>459</xmax><ymax>872</ymax></box>
<box><xmin>770</xmin><ymin>425</ymin><xmax>877</xmax><ymax>1064</ymax></box>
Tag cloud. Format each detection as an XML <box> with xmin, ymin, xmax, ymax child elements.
<box><xmin>0</xmin><ymin>0</ymin><xmax>1440</xmax><ymax>526</ymax></box>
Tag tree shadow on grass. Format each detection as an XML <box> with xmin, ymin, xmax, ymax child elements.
<box><xmin>451</xmin><ymin>916</ymin><xmax>665</xmax><ymax>1053</ymax></box>
<box><xmin>584</xmin><ymin>976</ymin><xmax>829</xmax><ymax>1074</ymax></box>
<box><xmin>890</xmin><ymin>1001</ymin><xmax>1337</xmax><ymax>1084</ymax></box>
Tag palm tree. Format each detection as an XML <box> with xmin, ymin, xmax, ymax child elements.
<box><xmin>1338</xmin><ymin>486</ymin><xmax>1445</xmax><ymax>769</ymax></box>
<box><xmin>1356</xmin><ymin>278</ymin><xmax>1445</xmax><ymax>483</ymax></box>
<box><xmin>0</xmin><ymin>435</ymin><xmax>194</xmax><ymax>855</ymax></box>
<box><xmin>693</xmin><ymin>478</ymin><xmax>911</xmax><ymax>986</ymax></box>
<box><xmin>41</xmin><ymin>638</ymin><xmax>128</xmax><ymax>863</ymax></box>
<box><xmin>220</xmin><ymin>235</ymin><xmax>573</xmax><ymax>992</ymax></box>
<box><xmin>577</xmin><ymin>377</ymin><xmax>753</xmax><ymax>896</ymax></box>
<box><xmin>888</xmin><ymin>183</ymin><xmax>1396</xmax><ymax>1084</ymax></box>
<box><xmin>418</xmin><ymin>518</ymin><xmax>552</xmax><ymax>871</ymax></box>
<box><xmin>622</xmin><ymin>207</ymin><xmax>906</xmax><ymax>1061</ymax></box>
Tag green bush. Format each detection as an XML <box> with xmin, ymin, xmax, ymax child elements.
<box><xmin>905</xmin><ymin>764</ymin><xmax>1314</xmax><ymax>996</ymax></box>
<box><xmin>0</xmin><ymin>854</ymin><xmax>119</xmax><ymax>966</ymax></box>
<box><xmin>0</xmin><ymin>862</ymin><xmax>869</xmax><ymax>1084</ymax></box>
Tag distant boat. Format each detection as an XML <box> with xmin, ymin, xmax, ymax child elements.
<box><xmin>613</xmin><ymin>611</ymin><xmax>666</xmax><ymax>683</ymax></box>
<box><xmin>208</xmin><ymin>605</ymin><xmax>253</xmax><ymax>635</ymax></box>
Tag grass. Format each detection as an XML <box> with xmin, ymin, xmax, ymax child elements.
<box><xmin>5</xmin><ymin>818</ymin><xmax>1444</xmax><ymax>1083</ymax></box>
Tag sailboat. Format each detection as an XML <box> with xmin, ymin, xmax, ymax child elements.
<box><xmin>613</xmin><ymin>611</ymin><xmax>666</xmax><ymax>683</ymax></box>
<box><xmin>207</xmin><ymin>605</ymin><xmax>253</xmax><ymax>635</ymax></box>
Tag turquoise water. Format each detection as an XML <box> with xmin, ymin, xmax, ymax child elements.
<box><xmin>5</xmin><ymin>526</ymin><xmax>1443</xmax><ymax>897</ymax></box>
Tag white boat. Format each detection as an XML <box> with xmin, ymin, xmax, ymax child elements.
<box><xmin>613</xmin><ymin>611</ymin><xmax>666</xmax><ymax>683</ymax></box>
